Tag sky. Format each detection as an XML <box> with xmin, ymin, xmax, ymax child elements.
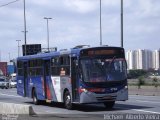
<box><xmin>0</xmin><ymin>0</ymin><xmax>160</xmax><ymax>62</ymax></box>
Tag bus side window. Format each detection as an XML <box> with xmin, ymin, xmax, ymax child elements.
<box><xmin>51</xmin><ymin>57</ymin><xmax>60</xmax><ymax>76</ymax></box>
<box><xmin>17</xmin><ymin>61</ymin><xmax>24</xmax><ymax>76</ymax></box>
<box><xmin>59</xmin><ymin>56</ymin><xmax>70</xmax><ymax>76</ymax></box>
<box><xmin>28</xmin><ymin>59</ymin><xmax>42</xmax><ymax>76</ymax></box>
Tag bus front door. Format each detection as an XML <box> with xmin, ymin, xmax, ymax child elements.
<box><xmin>71</xmin><ymin>57</ymin><xmax>79</xmax><ymax>101</ymax></box>
<box><xmin>43</xmin><ymin>60</ymin><xmax>52</xmax><ymax>101</ymax></box>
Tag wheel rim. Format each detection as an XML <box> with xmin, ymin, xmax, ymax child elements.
<box><xmin>33</xmin><ymin>92</ymin><xmax>37</xmax><ymax>103</ymax></box>
<box><xmin>65</xmin><ymin>94</ymin><xmax>71</xmax><ymax>108</ymax></box>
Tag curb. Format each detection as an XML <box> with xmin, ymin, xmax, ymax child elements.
<box><xmin>0</xmin><ymin>102</ymin><xmax>36</xmax><ymax>115</ymax></box>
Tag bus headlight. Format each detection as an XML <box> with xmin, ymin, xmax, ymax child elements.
<box><xmin>79</xmin><ymin>88</ymin><xmax>88</xmax><ymax>93</ymax></box>
<box><xmin>125</xmin><ymin>85</ymin><xmax>128</xmax><ymax>89</ymax></box>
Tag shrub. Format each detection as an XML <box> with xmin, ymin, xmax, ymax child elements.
<box><xmin>128</xmin><ymin>70</ymin><xmax>147</xmax><ymax>79</ymax></box>
<box><xmin>137</xmin><ymin>76</ymin><xmax>145</xmax><ymax>89</ymax></box>
<box><xmin>152</xmin><ymin>77</ymin><xmax>158</xmax><ymax>88</ymax></box>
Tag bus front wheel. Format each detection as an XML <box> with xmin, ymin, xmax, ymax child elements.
<box><xmin>104</xmin><ymin>101</ymin><xmax>115</xmax><ymax>109</ymax></box>
<box><xmin>64</xmin><ymin>91</ymin><xmax>73</xmax><ymax>110</ymax></box>
<box><xmin>32</xmin><ymin>89</ymin><xmax>40</xmax><ymax>105</ymax></box>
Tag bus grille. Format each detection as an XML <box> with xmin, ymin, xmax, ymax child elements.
<box><xmin>96</xmin><ymin>95</ymin><xmax>117</xmax><ymax>102</ymax></box>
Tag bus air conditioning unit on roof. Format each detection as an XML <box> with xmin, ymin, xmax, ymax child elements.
<box><xmin>73</xmin><ymin>45</ymin><xmax>90</xmax><ymax>49</ymax></box>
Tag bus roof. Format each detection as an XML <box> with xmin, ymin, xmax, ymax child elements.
<box><xmin>17</xmin><ymin>46</ymin><xmax>124</xmax><ymax>61</ymax></box>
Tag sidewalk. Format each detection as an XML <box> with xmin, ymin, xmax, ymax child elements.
<box><xmin>128</xmin><ymin>86</ymin><xmax>160</xmax><ymax>96</ymax></box>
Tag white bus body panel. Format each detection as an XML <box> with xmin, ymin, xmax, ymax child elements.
<box><xmin>51</xmin><ymin>76</ymin><xmax>71</xmax><ymax>102</ymax></box>
<box><xmin>51</xmin><ymin>77</ymin><xmax>62</xmax><ymax>102</ymax></box>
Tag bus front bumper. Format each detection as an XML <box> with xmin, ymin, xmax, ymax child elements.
<box><xmin>79</xmin><ymin>88</ymin><xmax>128</xmax><ymax>104</ymax></box>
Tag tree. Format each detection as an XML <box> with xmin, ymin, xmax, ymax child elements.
<box><xmin>137</xmin><ymin>76</ymin><xmax>145</xmax><ymax>89</ymax></box>
<box><xmin>128</xmin><ymin>70</ymin><xmax>147</xmax><ymax>79</ymax></box>
<box><xmin>152</xmin><ymin>77</ymin><xmax>158</xmax><ymax>88</ymax></box>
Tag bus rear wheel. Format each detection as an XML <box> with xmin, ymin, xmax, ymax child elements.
<box><xmin>64</xmin><ymin>91</ymin><xmax>73</xmax><ymax>110</ymax></box>
<box><xmin>32</xmin><ymin>89</ymin><xmax>40</xmax><ymax>105</ymax></box>
<box><xmin>104</xmin><ymin>101</ymin><xmax>115</xmax><ymax>109</ymax></box>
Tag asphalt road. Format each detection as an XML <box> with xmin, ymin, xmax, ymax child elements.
<box><xmin>0</xmin><ymin>88</ymin><xmax>160</xmax><ymax>120</ymax></box>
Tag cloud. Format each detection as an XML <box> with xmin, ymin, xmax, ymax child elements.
<box><xmin>138</xmin><ymin>0</ymin><xmax>160</xmax><ymax>17</ymax></box>
<box><xmin>0</xmin><ymin>0</ymin><xmax>160</xmax><ymax>62</ymax></box>
<box><xmin>64</xmin><ymin>0</ymin><xmax>98</xmax><ymax>13</ymax></box>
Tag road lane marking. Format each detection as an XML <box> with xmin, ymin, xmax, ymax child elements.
<box><xmin>133</xmin><ymin>109</ymin><xmax>160</xmax><ymax>114</ymax></box>
<box><xmin>46</xmin><ymin>110</ymin><xmax>61</xmax><ymax>114</ymax></box>
<box><xmin>129</xmin><ymin>95</ymin><xmax>160</xmax><ymax>98</ymax></box>
<box><xmin>0</xmin><ymin>93</ymin><xmax>21</xmax><ymax>98</ymax></box>
<box><xmin>7</xmin><ymin>91</ymin><xmax>17</xmax><ymax>93</ymax></box>
<box><xmin>135</xmin><ymin>100</ymin><xmax>160</xmax><ymax>104</ymax></box>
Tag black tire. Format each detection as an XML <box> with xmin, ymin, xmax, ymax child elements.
<box><xmin>32</xmin><ymin>89</ymin><xmax>40</xmax><ymax>105</ymax></box>
<box><xmin>64</xmin><ymin>91</ymin><xmax>73</xmax><ymax>110</ymax></box>
<box><xmin>104</xmin><ymin>101</ymin><xmax>115</xmax><ymax>109</ymax></box>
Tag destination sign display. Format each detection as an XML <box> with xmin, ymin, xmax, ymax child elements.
<box><xmin>88</xmin><ymin>50</ymin><xmax>116</xmax><ymax>55</ymax></box>
<box><xmin>81</xmin><ymin>48</ymin><xmax>124</xmax><ymax>57</ymax></box>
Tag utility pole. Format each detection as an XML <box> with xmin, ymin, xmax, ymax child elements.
<box><xmin>16</xmin><ymin>40</ymin><xmax>21</xmax><ymax>57</ymax></box>
<box><xmin>44</xmin><ymin>17</ymin><xmax>52</xmax><ymax>52</ymax></box>
<box><xmin>100</xmin><ymin>0</ymin><xmax>102</xmax><ymax>46</ymax></box>
<box><xmin>121</xmin><ymin>0</ymin><xmax>124</xmax><ymax>48</ymax></box>
<box><xmin>23</xmin><ymin>0</ymin><xmax>27</xmax><ymax>55</ymax></box>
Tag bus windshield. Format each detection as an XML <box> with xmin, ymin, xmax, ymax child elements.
<box><xmin>80</xmin><ymin>57</ymin><xmax>127</xmax><ymax>83</ymax></box>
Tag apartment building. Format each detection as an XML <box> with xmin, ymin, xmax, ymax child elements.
<box><xmin>126</xmin><ymin>50</ymin><xmax>137</xmax><ymax>70</ymax></box>
<box><xmin>152</xmin><ymin>50</ymin><xmax>160</xmax><ymax>70</ymax></box>
<box><xmin>126</xmin><ymin>49</ymin><xmax>159</xmax><ymax>70</ymax></box>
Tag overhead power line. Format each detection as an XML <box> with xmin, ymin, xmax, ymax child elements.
<box><xmin>0</xmin><ymin>0</ymin><xmax>21</xmax><ymax>8</ymax></box>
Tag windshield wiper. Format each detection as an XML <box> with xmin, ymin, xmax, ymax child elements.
<box><xmin>106</xmin><ymin>56</ymin><xmax>116</xmax><ymax>81</ymax></box>
<box><xmin>107</xmin><ymin>56</ymin><xmax>116</xmax><ymax>70</ymax></box>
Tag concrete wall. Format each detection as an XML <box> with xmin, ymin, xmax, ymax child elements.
<box><xmin>0</xmin><ymin>102</ymin><xmax>35</xmax><ymax>115</ymax></box>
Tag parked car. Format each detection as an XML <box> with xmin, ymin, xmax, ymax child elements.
<box><xmin>9</xmin><ymin>73</ymin><xmax>17</xmax><ymax>88</ymax></box>
<box><xmin>10</xmin><ymin>78</ymin><xmax>17</xmax><ymax>88</ymax></box>
<box><xmin>0</xmin><ymin>78</ymin><xmax>9</xmax><ymax>89</ymax></box>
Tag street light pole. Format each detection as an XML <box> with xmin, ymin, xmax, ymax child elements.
<box><xmin>100</xmin><ymin>0</ymin><xmax>102</xmax><ymax>46</ymax></box>
<box><xmin>16</xmin><ymin>40</ymin><xmax>21</xmax><ymax>57</ymax></box>
<box><xmin>23</xmin><ymin>0</ymin><xmax>27</xmax><ymax>55</ymax></box>
<box><xmin>44</xmin><ymin>17</ymin><xmax>52</xmax><ymax>52</ymax></box>
<box><xmin>121</xmin><ymin>0</ymin><xmax>124</xmax><ymax>48</ymax></box>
